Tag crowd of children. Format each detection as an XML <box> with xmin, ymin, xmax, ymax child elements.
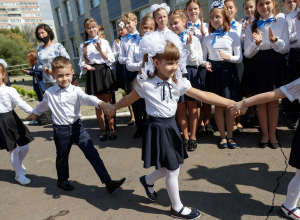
<box><xmin>1</xmin><ymin>0</ymin><xmax>300</xmax><ymax>219</ymax></box>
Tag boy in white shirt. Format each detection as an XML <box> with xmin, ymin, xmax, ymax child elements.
<box><xmin>28</xmin><ymin>56</ymin><xmax>125</xmax><ymax>193</ymax></box>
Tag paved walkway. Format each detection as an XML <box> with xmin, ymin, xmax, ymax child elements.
<box><xmin>0</xmin><ymin>116</ymin><xmax>296</xmax><ymax>220</ymax></box>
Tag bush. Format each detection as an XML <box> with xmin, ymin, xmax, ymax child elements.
<box><xmin>11</xmin><ymin>85</ymin><xmax>38</xmax><ymax>100</ymax></box>
<box><xmin>14</xmin><ymin>79</ymin><xmax>17</xmax><ymax>83</ymax></box>
<box><xmin>122</xmin><ymin>90</ymin><xmax>126</xmax><ymax>97</ymax></box>
<box><xmin>22</xmin><ymin>78</ymin><xmax>24</xmax><ymax>82</ymax></box>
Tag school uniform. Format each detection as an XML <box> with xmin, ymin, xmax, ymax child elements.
<box><xmin>0</xmin><ymin>84</ymin><xmax>34</xmax><ymax>151</ymax></box>
<box><xmin>135</xmin><ymin>76</ymin><xmax>192</xmax><ymax>170</ymax></box>
<box><xmin>118</xmin><ymin>30</ymin><xmax>140</xmax><ymax>91</ymax></box>
<box><xmin>32</xmin><ymin>84</ymin><xmax>111</xmax><ymax>183</ymax></box>
<box><xmin>201</xmin><ymin>30</ymin><xmax>242</xmax><ymax>101</ymax></box>
<box><xmin>156</xmin><ymin>27</ymin><xmax>171</xmax><ymax>35</ymax></box>
<box><xmin>280</xmin><ymin>77</ymin><xmax>300</xmax><ymax>168</ymax></box>
<box><xmin>243</xmin><ymin>16</ymin><xmax>290</xmax><ymax>95</ymax></box>
<box><xmin>112</xmin><ymin>39</ymin><xmax>126</xmax><ymax>90</ymax></box>
<box><xmin>178</xmin><ymin>31</ymin><xmax>203</xmax><ymax>102</ymax></box>
<box><xmin>28</xmin><ymin>65</ymin><xmax>45</xmax><ymax>102</ymax></box>
<box><xmin>283</xmin><ymin>8</ymin><xmax>300</xmax><ymax>116</ymax></box>
<box><xmin>126</xmin><ymin>38</ymin><xmax>147</xmax><ymax>130</ymax></box>
<box><xmin>79</xmin><ymin>37</ymin><xmax>116</xmax><ymax>96</ymax></box>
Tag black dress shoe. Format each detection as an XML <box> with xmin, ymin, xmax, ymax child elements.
<box><xmin>182</xmin><ymin>139</ymin><xmax>189</xmax><ymax>150</ymax></box>
<box><xmin>105</xmin><ymin>178</ymin><xmax>126</xmax><ymax>194</ymax></box>
<box><xmin>187</xmin><ymin>139</ymin><xmax>197</xmax><ymax>151</ymax></box>
<box><xmin>205</xmin><ymin>124</ymin><xmax>214</xmax><ymax>136</ymax></box>
<box><xmin>100</xmin><ymin>130</ymin><xmax>107</xmax><ymax>141</ymax></box>
<box><xmin>270</xmin><ymin>142</ymin><xmax>280</xmax><ymax>149</ymax></box>
<box><xmin>259</xmin><ymin>142</ymin><xmax>269</xmax><ymax>148</ymax></box>
<box><xmin>109</xmin><ymin>129</ymin><xmax>117</xmax><ymax>140</ymax></box>
<box><xmin>170</xmin><ymin>206</ymin><xmax>201</xmax><ymax>219</ymax></box>
<box><xmin>133</xmin><ymin>128</ymin><xmax>143</xmax><ymax>139</ymax></box>
<box><xmin>196</xmin><ymin>125</ymin><xmax>206</xmax><ymax>136</ymax></box>
<box><xmin>139</xmin><ymin>175</ymin><xmax>157</xmax><ymax>201</ymax></box>
<box><xmin>57</xmin><ymin>180</ymin><xmax>75</xmax><ymax>191</ymax></box>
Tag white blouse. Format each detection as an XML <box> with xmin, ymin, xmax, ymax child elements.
<box><xmin>32</xmin><ymin>84</ymin><xmax>101</xmax><ymax>125</ymax></box>
<box><xmin>156</xmin><ymin>27</ymin><xmax>171</xmax><ymax>35</ymax></box>
<box><xmin>229</xmin><ymin>19</ymin><xmax>243</xmax><ymax>38</ymax></box>
<box><xmin>181</xmin><ymin>33</ymin><xmax>203</xmax><ymax>67</ymax></box>
<box><xmin>286</xmin><ymin>8</ymin><xmax>300</xmax><ymax>49</ymax></box>
<box><xmin>118</xmin><ymin>30</ymin><xmax>140</xmax><ymax>64</ymax></box>
<box><xmin>280</xmin><ymin>77</ymin><xmax>300</xmax><ymax>102</ymax></box>
<box><xmin>78</xmin><ymin>36</ymin><xmax>115</xmax><ymax>77</ymax></box>
<box><xmin>241</xmin><ymin>17</ymin><xmax>255</xmax><ymax>49</ymax></box>
<box><xmin>112</xmin><ymin>39</ymin><xmax>121</xmax><ymax>61</ymax></box>
<box><xmin>126</xmin><ymin>38</ymin><xmax>143</xmax><ymax>72</ymax></box>
<box><xmin>244</xmin><ymin>15</ymin><xmax>290</xmax><ymax>58</ymax></box>
<box><xmin>297</xmin><ymin>19</ymin><xmax>300</xmax><ymax>45</ymax></box>
<box><xmin>187</xmin><ymin>20</ymin><xmax>209</xmax><ymax>43</ymax></box>
<box><xmin>135</xmin><ymin>75</ymin><xmax>192</xmax><ymax>118</ymax></box>
<box><xmin>0</xmin><ymin>84</ymin><xmax>33</xmax><ymax>114</ymax></box>
<box><xmin>201</xmin><ymin>31</ymin><xmax>242</xmax><ymax>66</ymax></box>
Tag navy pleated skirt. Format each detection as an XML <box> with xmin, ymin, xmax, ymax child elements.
<box><xmin>242</xmin><ymin>49</ymin><xmax>286</xmax><ymax>96</ymax></box>
<box><xmin>208</xmin><ymin>60</ymin><xmax>242</xmax><ymax>102</ymax></box>
<box><xmin>179</xmin><ymin>66</ymin><xmax>200</xmax><ymax>102</ymax></box>
<box><xmin>115</xmin><ymin>62</ymin><xmax>126</xmax><ymax>90</ymax></box>
<box><xmin>142</xmin><ymin>116</ymin><xmax>188</xmax><ymax>171</ymax></box>
<box><xmin>289</xmin><ymin>125</ymin><xmax>300</xmax><ymax>169</ymax></box>
<box><xmin>0</xmin><ymin>111</ymin><xmax>34</xmax><ymax>151</ymax></box>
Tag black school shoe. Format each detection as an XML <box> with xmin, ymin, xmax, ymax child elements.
<box><xmin>205</xmin><ymin>124</ymin><xmax>214</xmax><ymax>136</ymax></box>
<box><xmin>170</xmin><ymin>206</ymin><xmax>201</xmax><ymax>219</ymax></box>
<box><xmin>100</xmin><ymin>130</ymin><xmax>107</xmax><ymax>141</ymax></box>
<box><xmin>57</xmin><ymin>180</ymin><xmax>75</xmax><ymax>191</ymax></box>
<box><xmin>183</xmin><ymin>139</ymin><xmax>189</xmax><ymax>150</ymax></box>
<box><xmin>139</xmin><ymin>175</ymin><xmax>157</xmax><ymax>201</ymax></box>
<box><xmin>196</xmin><ymin>125</ymin><xmax>206</xmax><ymax>136</ymax></box>
<box><xmin>187</xmin><ymin>139</ymin><xmax>197</xmax><ymax>151</ymax></box>
<box><xmin>105</xmin><ymin>178</ymin><xmax>126</xmax><ymax>194</ymax></box>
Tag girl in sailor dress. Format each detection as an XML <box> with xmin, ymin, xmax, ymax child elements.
<box><xmin>0</xmin><ymin>63</ymin><xmax>34</xmax><ymax>185</ymax></box>
<box><xmin>224</xmin><ymin>0</ymin><xmax>244</xmax><ymax>133</ymax></box>
<box><xmin>114</xmin><ymin>31</ymin><xmax>235</xmax><ymax>220</ymax></box>
<box><xmin>185</xmin><ymin>0</ymin><xmax>215</xmax><ymax>138</ymax></box>
<box><xmin>78</xmin><ymin>17</ymin><xmax>117</xmax><ymax>141</ymax></box>
<box><xmin>151</xmin><ymin>3</ymin><xmax>172</xmax><ymax>35</ymax></box>
<box><xmin>169</xmin><ymin>9</ymin><xmax>203</xmax><ymax>151</ymax></box>
<box><xmin>243</xmin><ymin>0</ymin><xmax>290</xmax><ymax>148</ymax></box>
<box><xmin>202</xmin><ymin>2</ymin><xmax>243</xmax><ymax>149</ymax></box>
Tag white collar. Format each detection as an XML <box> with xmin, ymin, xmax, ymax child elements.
<box><xmin>54</xmin><ymin>83</ymin><xmax>72</xmax><ymax>93</ymax></box>
<box><xmin>259</xmin><ymin>14</ymin><xmax>274</xmax><ymax>21</ymax></box>
<box><xmin>0</xmin><ymin>83</ymin><xmax>6</xmax><ymax>91</ymax></box>
<box><xmin>157</xmin><ymin>27</ymin><xmax>170</xmax><ymax>32</ymax></box>
<box><xmin>154</xmin><ymin>75</ymin><xmax>172</xmax><ymax>83</ymax></box>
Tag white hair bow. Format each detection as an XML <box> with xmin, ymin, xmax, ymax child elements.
<box><xmin>118</xmin><ymin>21</ymin><xmax>125</xmax><ymax>28</ymax></box>
<box><xmin>211</xmin><ymin>0</ymin><xmax>225</xmax><ymax>9</ymax></box>
<box><xmin>150</xmin><ymin>3</ymin><xmax>170</xmax><ymax>13</ymax></box>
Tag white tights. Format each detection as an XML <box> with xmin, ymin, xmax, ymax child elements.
<box><xmin>283</xmin><ymin>169</ymin><xmax>300</xmax><ymax>215</ymax></box>
<box><xmin>145</xmin><ymin>165</ymin><xmax>191</xmax><ymax>215</ymax></box>
<box><xmin>9</xmin><ymin>145</ymin><xmax>29</xmax><ymax>177</ymax></box>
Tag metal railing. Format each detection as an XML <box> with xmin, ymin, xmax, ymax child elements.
<box><xmin>6</xmin><ymin>64</ymin><xmax>31</xmax><ymax>73</ymax></box>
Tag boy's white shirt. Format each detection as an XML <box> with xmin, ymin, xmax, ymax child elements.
<box><xmin>118</xmin><ymin>30</ymin><xmax>139</xmax><ymax>64</ymax></box>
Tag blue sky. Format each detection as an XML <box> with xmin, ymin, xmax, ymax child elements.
<box><xmin>38</xmin><ymin>0</ymin><xmax>53</xmax><ymax>20</ymax></box>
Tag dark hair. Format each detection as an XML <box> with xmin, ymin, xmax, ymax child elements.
<box><xmin>251</xmin><ymin>0</ymin><xmax>277</xmax><ymax>33</ymax></box>
<box><xmin>35</xmin><ymin>23</ymin><xmax>55</xmax><ymax>41</ymax></box>
<box><xmin>185</xmin><ymin>0</ymin><xmax>203</xmax><ymax>19</ymax></box>
<box><xmin>208</xmin><ymin>7</ymin><xmax>231</xmax><ymax>33</ymax></box>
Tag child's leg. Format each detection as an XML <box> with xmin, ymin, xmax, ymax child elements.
<box><xmin>197</xmin><ymin>102</ymin><xmax>203</xmax><ymax>126</ymax></box>
<box><xmin>257</xmin><ymin>103</ymin><xmax>269</xmax><ymax>143</ymax></box>
<box><xmin>225</xmin><ymin>109</ymin><xmax>235</xmax><ymax>139</ymax></box>
<box><xmin>166</xmin><ymin>165</ymin><xmax>191</xmax><ymax>215</ymax></box>
<box><xmin>177</xmin><ymin>102</ymin><xmax>189</xmax><ymax>140</ymax></box>
<box><xmin>125</xmin><ymin>90</ymin><xmax>135</xmax><ymax>124</ymax></box>
<box><xmin>18</xmin><ymin>144</ymin><xmax>29</xmax><ymax>165</ymax></box>
<box><xmin>215</xmin><ymin>106</ymin><xmax>226</xmax><ymax>143</ymax></box>
<box><xmin>203</xmin><ymin>103</ymin><xmax>211</xmax><ymax>126</ymax></box>
<box><xmin>186</xmin><ymin>100</ymin><xmax>198</xmax><ymax>140</ymax></box>
<box><xmin>95</xmin><ymin>95</ymin><xmax>106</xmax><ymax>133</ymax></box>
<box><xmin>145</xmin><ymin>168</ymin><xmax>167</xmax><ymax>193</ymax></box>
<box><xmin>102</xmin><ymin>93</ymin><xmax>115</xmax><ymax>134</ymax></box>
<box><xmin>9</xmin><ymin>148</ymin><xmax>23</xmax><ymax>177</ymax></box>
<box><xmin>283</xmin><ymin>169</ymin><xmax>300</xmax><ymax>216</ymax></box>
<box><xmin>268</xmin><ymin>100</ymin><xmax>279</xmax><ymax>143</ymax></box>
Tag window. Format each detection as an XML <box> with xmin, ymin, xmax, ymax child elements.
<box><xmin>6</xmin><ymin>8</ymin><xmax>21</xmax><ymax>11</ymax></box>
<box><xmin>0</xmin><ymin>20</ymin><xmax>8</xmax><ymax>23</ymax></box>
<box><xmin>75</xmin><ymin>0</ymin><xmax>84</xmax><ymax>17</ymax></box>
<box><xmin>70</xmin><ymin>37</ymin><xmax>79</xmax><ymax>58</ymax></box>
<box><xmin>64</xmin><ymin>0</ymin><xmax>73</xmax><ymax>23</ymax></box>
<box><xmin>55</xmin><ymin>8</ymin><xmax>63</xmax><ymax>28</ymax></box>
<box><xmin>61</xmin><ymin>41</ymin><xmax>69</xmax><ymax>54</ymax></box>
<box><xmin>89</xmin><ymin>0</ymin><xmax>99</xmax><ymax>9</ymax></box>
<box><xmin>8</xmin><ymin>14</ymin><xmax>21</xmax><ymax>17</ymax></box>
<box><xmin>9</xmin><ymin>19</ymin><xmax>22</xmax><ymax>23</ymax></box>
<box><xmin>0</xmin><ymin>14</ymin><xmax>7</xmax><ymax>17</ymax></box>
<box><xmin>0</xmin><ymin>9</ymin><xmax>6</xmax><ymax>11</ymax></box>
<box><xmin>22</xmin><ymin>13</ymin><xmax>41</xmax><ymax>17</ymax></box>
<box><xmin>174</xmin><ymin>0</ymin><xmax>188</xmax><ymax>9</ymax></box>
<box><xmin>134</xmin><ymin>7</ymin><xmax>150</xmax><ymax>31</ymax></box>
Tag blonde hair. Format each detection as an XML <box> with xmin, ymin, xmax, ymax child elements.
<box><xmin>98</xmin><ymin>25</ymin><xmax>105</xmax><ymax>38</ymax></box>
<box><xmin>51</xmin><ymin>56</ymin><xmax>72</xmax><ymax>73</ymax></box>
<box><xmin>185</xmin><ymin>0</ymin><xmax>203</xmax><ymax>19</ymax></box>
<box><xmin>169</xmin><ymin>9</ymin><xmax>187</xmax><ymax>28</ymax></box>
<box><xmin>139</xmin><ymin>14</ymin><xmax>155</xmax><ymax>34</ymax></box>
<box><xmin>0</xmin><ymin>63</ymin><xmax>8</xmax><ymax>85</ymax></box>
<box><xmin>26</xmin><ymin>51</ymin><xmax>37</xmax><ymax>67</ymax></box>
<box><xmin>208</xmin><ymin>7</ymin><xmax>231</xmax><ymax>33</ymax></box>
<box><xmin>153</xmin><ymin>8</ymin><xmax>169</xmax><ymax>29</ymax></box>
<box><xmin>122</xmin><ymin>12</ymin><xmax>137</xmax><ymax>23</ymax></box>
<box><xmin>252</xmin><ymin>0</ymin><xmax>277</xmax><ymax>33</ymax></box>
<box><xmin>83</xmin><ymin>17</ymin><xmax>99</xmax><ymax>63</ymax></box>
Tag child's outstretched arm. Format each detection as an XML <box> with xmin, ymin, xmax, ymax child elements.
<box><xmin>28</xmin><ymin>92</ymin><xmax>50</xmax><ymax>120</ymax></box>
<box><xmin>228</xmin><ymin>88</ymin><xmax>286</xmax><ymax>117</ymax></box>
<box><xmin>185</xmin><ymin>87</ymin><xmax>235</xmax><ymax>107</ymax></box>
<box><xmin>114</xmin><ymin>90</ymin><xmax>141</xmax><ymax>110</ymax></box>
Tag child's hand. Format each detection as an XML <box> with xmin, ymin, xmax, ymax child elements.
<box><xmin>219</xmin><ymin>51</ymin><xmax>230</xmax><ymax>61</ymax></box>
<box><xmin>44</xmin><ymin>67</ymin><xmax>52</xmax><ymax>74</ymax></box>
<box><xmin>253</xmin><ymin>30</ymin><xmax>262</xmax><ymax>45</ymax></box>
<box><xmin>227</xmin><ymin>100</ymin><xmax>247</xmax><ymax>118</ymax></box>
<box><xmin>21</xmin><ymin>69</ymin><xmax>30</xmax><ymax>74</ymax></box>
<box><xmin>27</xmin><ymin>112</ymin><xmax>37</xmax><ymax>121</ymax></box>
<box><xmin>95</xmin><ymin>41</ymin><xmax>102</xmax><ymax>52</ymax></box>
<box><xmin>200</xmin><ymin>18</ymin><xmax>206</xmax><ymax>36</ymax></box>
<box><xmin>99</xmin><ymin>102</ymin><xmax>115</xmax><ymax>116</ymax></box>
<box><xmin>269</xmin><ymin>27</ymin><xmax>276</xmax><ymax>43</ymax></box>
<box><xmin>242</xmin><ymin>19</ymin><xmax>251</xmax><ymax>29</ymax></box>
<box><xmin>205</xmin><ymin>62</ymin><xmax>213</xmax><ymax>72</ymax></box>
<box><xmin>84</xmin><ymin>64</ymin><xmax>95</xmax><ymax>71</ymax></box>
<box><xmin>186</xmin><ymin>33</ymin><xmax>193</xmax><ymax>45</ymax></box>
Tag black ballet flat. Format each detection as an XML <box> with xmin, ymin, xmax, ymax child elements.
<box><xmin>170</xmin><ymin>206</ymin><xmax>201</xmax><ymax>219</ymax></box>
<box><xmin>109</xmin><ymin>129</ymin><xmax>117</xmax><ymax>140</ymax></box>
<box><xmin>183</xmin><ymin>139</ymin><xmax>189</xmax><ymax>150</ymax></box>
<box><xmin>187</xmin><ymin>139</ymin><xmax>197</xmax><ymax>151</ymax></box>
<box><xmin>105</xmin><ymin>178</ymin><xmax>126</xmax><ymax>194</ymax></box>
<box><xmin>100</xmin><ymin>130</ymin><xmax>107</xmax><ymax>141</ymax></box>
<box><xmin>139</xmin><ymin>175</ymin><xmax>157</xmax><ymax>201</ymax></box>
<box><xmin>269</xmin><ymin>142</ymin><xmax>280</xmax><ymax>149</ymax></box>
<box><xmin>259</xmin><ymin>142</ymin><xmax>269</xmax><ymax>148</ymax></box>
<box><xmin>227</xmin><ymin>138</ymin><xmax>237</xmax><ymax>149</ymax></box>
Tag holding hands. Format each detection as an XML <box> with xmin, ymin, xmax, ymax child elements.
<box><xmin>27</xmin><ymin>112</ymin><xmax>37</xmax><ymax>121</ymax></box>
<box><xmin>99</xmin><ymin>101</ymin><xmax>116</xmax><ymax>116</ymax></box>
<box><xmin>253</xmin><ymin>30</ymin><xmax>262</xmax><ymax>45</ymax></box>
<box><xmin>227</xmin><ymin>100</ymin><xmax>247</xmax><ymax>118</ymax></box>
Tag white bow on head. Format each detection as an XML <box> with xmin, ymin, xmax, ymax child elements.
<box><xmin>211</xmin><ymin>0</ymin><xmax>225</xmax><ymax>9</ymax></box>
<box><xmin>118</xmin><ymin>21</ymin><xmax>125</xmax><ymax>28</ymax></box>
<box><xmin>150</xmin><ymin>3</ymin><xmax>170</xmax><ymax>13</ymax></box>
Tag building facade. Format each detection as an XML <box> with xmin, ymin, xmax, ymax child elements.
<box><xmin>0</xmin><ymin>0</ymin><xmax>41</xmax><ymax>29</ymax></box>
<box><xmin>50</xmin><ymin>0</ymin><xmax>244</xmax><ymax>74</ymax></box>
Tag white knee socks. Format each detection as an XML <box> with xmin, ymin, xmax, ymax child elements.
<box><xmin>18</xmin><ymin>144</ymin><xmax>29</xmax><ymax>165</ymax></box>
<box><xmin>283</xmin><ymin>169</ymin><xmax>300</xmax><ymax>215</ymax></box>
<box><xmin>9</xmin><ymin>145</ymin><xmax>29</xmax><ymax>180</ymax></box>
<box><xmin>146</xmin><ymin>168</ymin><xmax>167</xmax><ymax>193</ymax></box>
